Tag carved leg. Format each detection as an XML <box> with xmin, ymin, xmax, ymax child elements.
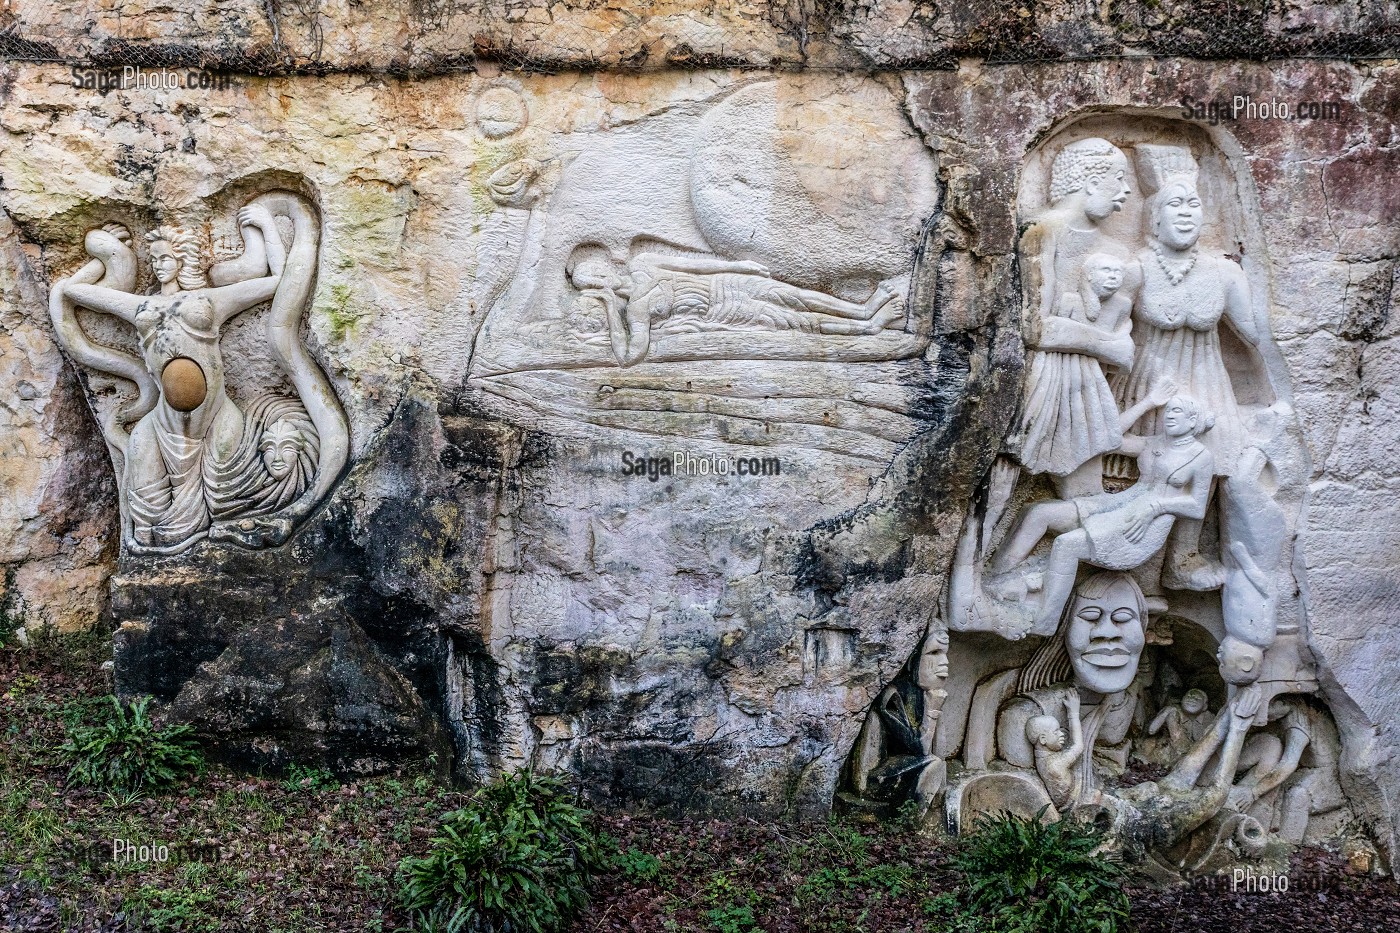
<box><xmin>1034</xmin><ymin>528</ymin><xmax>1092</xmax><ymax>631</ymax></box>
<box><xmin>990</xmin><ymin>500</ymin><xmax>1079</xmax><ymax>574</ymax></box>
<box><xmin>1161</xmin><ymin>486</ymin><xmax>1225</xmax><ymax>591</ymax></box>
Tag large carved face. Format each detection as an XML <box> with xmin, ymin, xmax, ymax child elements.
<box><xmin>150</xmin><ymin>241</ymin><xmax>179</xmax><ymax>286</ymax></box>
<box><xmin>1066</xmin><ymin>577</ymin><xmax>1146</xmax><ymax>695</ymax></box>
<box><xmin>1083</xmin><ymin>152</ymin><xmax>1131</xmax><ymax>220</ymax></box>
<box><xmin>1153</xmin><ymin>181</ymin><xmax>1204</xmax><ymax>250</ymax></box>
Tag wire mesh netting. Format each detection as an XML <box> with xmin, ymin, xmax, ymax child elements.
<box><xmin>2</xmin><ymin>0</ymin><xmax>1398</xmax><ymax>77</ymax></box>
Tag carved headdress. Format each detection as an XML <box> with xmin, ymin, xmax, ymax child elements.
<box><xmin>1134</xmin><ymin>144</ymin><xmax>1199</xmax><ymax>196</ymax></box>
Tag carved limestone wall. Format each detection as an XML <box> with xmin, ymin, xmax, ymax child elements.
<box><xmin>0</xmin><ymin>54</ymin><xmax>1396</xmax><ymax>872</ymax></box>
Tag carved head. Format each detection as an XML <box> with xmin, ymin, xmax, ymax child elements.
<box><xmin>1161</xmin><ymin>395</ymin><xmax>1214</xmax><ymax>438</ymax></box>
<box><xmin>260</xmin><ymin>420</ymin><xmax>307</xmax><ymax>480</ymax></box>
<box><xmin>1083</xmin><ymin>253</ymin><xmax>1126</xmax><ymax>299</ymax></box>
<box><xmin>1049</xmin><ymin>138</ymin><xmax>1130</xmax><ymax>220</ymax></box>
<box><xmin>1147</xmin><ymin>180</ymin><xmax>1204</xmax><ymax>251</ymax></box>
<box><xmin>146</xmin><ymin>226</ymin><xmax>207</xmax><ymax>291</ymax></box>
<box><xmin>1018</xmin><ymin>571</ymin><xmax>1148</xmax><ymax>698</ymax></box>
<box><xmin>1026</xmin><ymin>714</ymin><xmax>1066</xmax><ymax>752</ymax></box>
<box><xmin>1182</xmin><ymin>688</ymin><xmax>1209</xmax><ymax>715</ymax></box>
<box><xmin>1217</xmin><ymin>635</ymin><xmax>1264</xmax><ymax>685</ymax></box>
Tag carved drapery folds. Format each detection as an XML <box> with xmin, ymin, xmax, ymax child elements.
<box><xmin>845</xmin><ymin>119</ymin><xmax>1351</xmax><ymax>877</ymax></box>
<box><xmin>48</xmin><ymin>189</ymin><xmax>348</xmax><ymax>555</ymax></box>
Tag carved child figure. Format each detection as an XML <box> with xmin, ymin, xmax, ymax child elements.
<box><xmin>1027</xmin><ymin>689</ymin><xmax>1086</xmax><ymax>809</ymax></box>
<box><xmin>1148</xmin><ymin>688</ymin><xmax>1214</xmax><ymax>758</ymax></box>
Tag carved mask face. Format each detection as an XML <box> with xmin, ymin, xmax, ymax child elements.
<box><xmin>1066</xmin><ymin>579</ymin><xmax>1145</xmax><ymax>695</ymax></box>
<box><xmin>150</xmin><ymin>242</ymin><xmax>179</xmax><ymax>286</ymax></box>
<box><xmin>260</xmin><ymin>422</ymin><xmax>304</xmax><ymax>479</ymax></box>
<box><xmin>1182</xmin><ymin>690</ymin><xmax>1208</xmax><ymax>715</ymax></box>
<box><xmin>1155</xmin><ymin>183</ymin><xmax>1204</xmax><ymax>250</ymax></box>
<box><xmin>1083</xmin><ymin>155</ymin><xmax>1130</xmax><ymax>220</ymax></box>
<box><xmin>1161</xmin><ymin>397</ymin><xmax>1199</xmax><ymax>437</ymax></box>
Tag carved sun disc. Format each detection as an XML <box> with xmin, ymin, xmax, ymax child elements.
<box><xmin>161</xmin><ymin>357</ymin><xmax>207</xmax><ymax>412</ymax></box>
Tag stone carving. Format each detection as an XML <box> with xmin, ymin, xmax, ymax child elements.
<box><xmin>467</xmin><ymin>77</ymin><xmax>940</xmax><ymax>462</ymax></box>
<box><xmin>844</xmin><ymin>123</ymin><xmax>1352</xmax><ymax>876</ymax></box>
<box><xmin>48</xmin><ymin>192</ymin><xmax>347</xmax><ymax>554</ymax></box>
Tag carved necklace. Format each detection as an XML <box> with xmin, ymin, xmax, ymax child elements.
<box><xmin>1152</xmin><ymin>242</ymin><xmax>1197</xmax><ymax>286</ymax></box>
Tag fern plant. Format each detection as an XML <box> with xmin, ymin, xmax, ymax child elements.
<box><xmin>398</xmin><ymin>770</ymin><xmax>613</xmax><ymax>933</ymax></box>
<box><xmin>943</xmin><ymin>808</ymin><xmax>1133</xmax><ymax>933</ymax></box>
<box><xmin>61</xmin><ymin>695</ymin><xmax>203</xmax><ymax>792</ymax></box>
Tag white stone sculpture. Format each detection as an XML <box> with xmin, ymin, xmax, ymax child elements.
<box><xmin>992</xmin><ymin>392</ymin><xmax>1214</xmax><ymax>633</ymax></box>
<box><xmin>48</xmin><ymin>192</ymin><xmax>347</xmax><ymax>554</ymax></box>
<box><xmin>1017</xmin><ymin>137</ymin><xmax>1138</xmax><ymax>496</ymax></box>
<box><xmin>881</xmin><ymin>125</ymin><xmax>1354</xmax><ymax>873</ymax></box>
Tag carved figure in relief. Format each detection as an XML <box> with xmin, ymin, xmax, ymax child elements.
<box><xmin>49</xmin><ymin>192</ymin><xmax>347</xmax><ymax>554</ymax></box>
<box><xmin>1148</xmin><ymin>688</ymin><xmax>1213</xmax><ymax>754</ymax></box>
<box><xmin>570</xmin><ymin>252</ymin><xmax>907</xmax><ymax>366</ymax></box>
<box><xmin>1112</xmin><ymin>147</ymin><xmax>1260</xmax><ymax>590</ymax></box>
<box><xmin>993</xmin><ymin>392</ymin><xmax>1213</xmax><ymax>632</ymax></box>
<box><xmin>1027</xmin><ymin>689</ymin><xmax>1086</xmax><ymax>808</ymax></box>
<box><xmin>1228</xmin><ymin>697</ymin><xmax>1344</xmax><ymax>842</ymax></box>
<box><xmin>1018</xmin><ymin>138</ymin><xmax>1138</xmax><ymax>497</ymax></box>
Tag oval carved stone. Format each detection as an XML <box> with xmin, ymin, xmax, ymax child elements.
<box><xmin>161</xmin><ymin>357</ymin><xmax>207</xmax><ymax>412</ymax></box>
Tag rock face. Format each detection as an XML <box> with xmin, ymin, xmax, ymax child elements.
<box><xmin>0</xmin><ymin>4</ymin><xmax>1398</xmax><ymax>877</ymax></box>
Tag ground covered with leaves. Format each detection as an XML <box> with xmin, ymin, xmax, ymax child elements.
<box><xmin>3</xmin><ymin>630</ymin><xmax>1399</xmax><ymax>933</ymax></box>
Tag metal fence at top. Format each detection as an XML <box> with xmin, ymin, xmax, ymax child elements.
<box><xmin>2</xmin><ymin>0</ymin><xmax>1399</xmax><ymax>77</ymax></box>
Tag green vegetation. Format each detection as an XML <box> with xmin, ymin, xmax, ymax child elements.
<box><xmin>397</xmin><ymin>770</ymin><xmax>612</xmax><ymax>933</ymax></box>
<box><xmin>930</xmin><ymin>808</ymin><xmax>1133</xmax><ymax>933</ymax></box>
<box><xmin>60</xmin><ymin>695</ymin><xmax>203</xmax><ymax>793</ymax></box>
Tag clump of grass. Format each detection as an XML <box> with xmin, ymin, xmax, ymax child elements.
<box><xmin>927</xmin><ymin>808</ymin><xmax>1132</xmax><ymax>933</ymax></box>
<box><xmin>60</xmin><ymin>695</ymin><xmax>203</xmax><ymax>793</ymax></box>
<box><xmin>398</xmin><ymin>770</ymin><xmax>613</xmax><ymax>933</ymax></box>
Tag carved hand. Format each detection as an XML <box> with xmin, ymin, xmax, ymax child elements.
<box><xmin>238</xmin><ymin>204</ymin><xmax>278</xmax><ymax>233</ymax></box>
<box><xmin>1229</xmin><ymin>684</ymin><xmax>1262</xmax><ymax>729</ymax></box>
<box><xmin>1227</xmin><ymin>784</ymin><xmax>1256</xmax><ymax>812</ymax></box>
<box><xmin>1123</xmin><ymin>502</ymin><xmax>1160</xmax><ymax>543</ymax></box>
<box><xmin>1147</xmin><ymin>379</ymin><xmax>1179</xmax><ymax>408</ymax></box>
<box><xmin>1063</xmin><ymin>688</ymin><xmax>1081</xmax><ymax>717</ymax></box>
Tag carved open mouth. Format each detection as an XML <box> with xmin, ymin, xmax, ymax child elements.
<box><xmin>1083</xmin><ymin>646</ymin><xmax>1132</xmax><ymax>668</ymax></box>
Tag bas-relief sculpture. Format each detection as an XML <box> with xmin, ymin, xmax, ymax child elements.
<box><xmin>48</xmin><ymin>191</ymin><xmax>348</xmax><ymax>555</ymax></box>
<box><xmin>846</xmin><ymin>124</ymin><xmax>1360</xmax><ymax>877</ymax></box>
<box><xmin>466</xmin><ymin>77</ymin><xmax>941</xmax><ymax>464</ymax></box>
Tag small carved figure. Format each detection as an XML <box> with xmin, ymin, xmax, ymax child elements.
<box><xmin>1027</xmin><ymin>689</ymin><xmax>1086</xmax><ymax>808</ymax></box>
<box><xmin>993</xmin><ymin>392</ymin><xmax>1214</xmax><ymax>633</ymax></box>
<box><xmin>1017</xmin><ymin>252</ymin><xmax>1136</xmax><ymax>488</ymax></box>
<box><xmin>1148</xmin><ymin>688</ymin><xmax>1214</xmax><ymax>757</ymax></box>
<box><xmin>1228</xmin><ymin>697</ymin><xmax>1344</xmax><ymax>842</ymax></box>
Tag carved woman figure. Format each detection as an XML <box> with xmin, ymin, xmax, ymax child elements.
<box><xmin>570</xmin><ymin>252</ymin><xmax>905</xmax><ymax>366</ymax></box>
<box><xmin>992</xmin><ymin>393</ymin><xmax>1215</xmax><ymax>634</ymax></box>
<box><xmin>1113</xmin><ymin>149</ymin><xmax>1261</xmax><ymax>589</ymax></box>
<box><xmin>49</xmin><ymin>192</ymin><xmax>347</xmax><ymax>554</ymax></box>
<box><xmin>1017</xmin><ymin>137</ymin><xmax>1138</xmax><ymax>496</ymax></box>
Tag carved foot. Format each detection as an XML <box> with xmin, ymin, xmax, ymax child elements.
<box><xmin>1162</xmin><ymin>554</ymin><xmax>1227</xmax><ymax>591</ymax></box>
<box><xmin>860</xmin><ymin>287</ymin><xmax>906</xmax><ymax>333</ymax></box>
<box><xmin>210</xmin><ymin>515</ymin><xmax>294</xmax><ymax>549</ymax></box>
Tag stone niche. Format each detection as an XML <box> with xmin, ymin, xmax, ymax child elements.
<box><xmin>3</xmin><ymin>60</ymin><xmax>1397</xmax><ymax>876</ymax></box>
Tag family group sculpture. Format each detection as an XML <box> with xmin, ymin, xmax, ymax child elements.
<box><xmin>48</xmin><ymin>191</ymin><xmax>347</xmax><ymax>555</ymax></box>
<box><xmin>851</xmin><ymin>133</ymin><xmax>1344</xmax><ymax>874</ymax></box>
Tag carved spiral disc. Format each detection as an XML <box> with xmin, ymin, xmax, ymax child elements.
<box><xmin>161</xmin><ymin>357</ymin><xmax>207</xmax><ymax>412</ymax></box>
